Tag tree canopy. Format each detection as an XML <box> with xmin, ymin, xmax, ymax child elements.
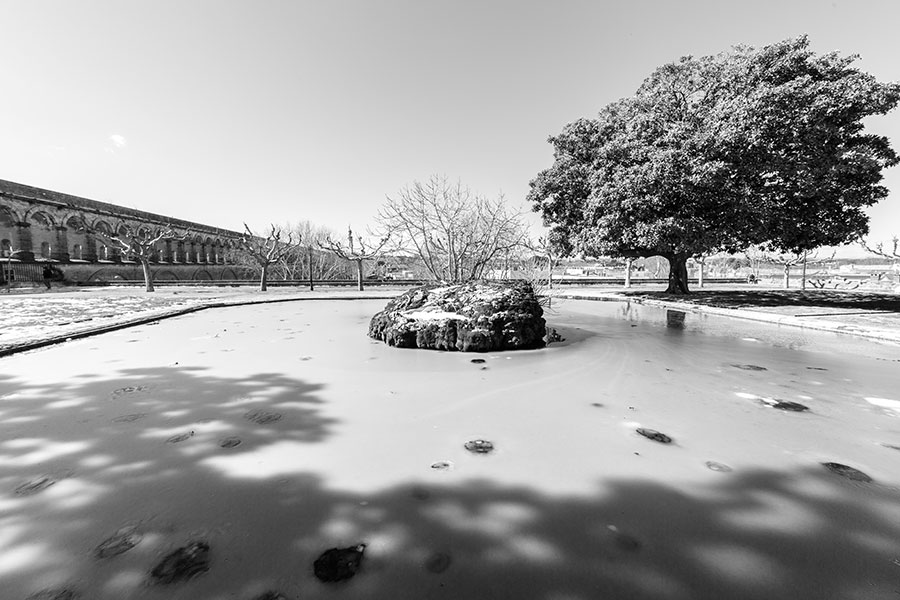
<box><xmin>528</xmin><ymin>36</ymin><xmax>900</xmax><ymax>293</ymax></box>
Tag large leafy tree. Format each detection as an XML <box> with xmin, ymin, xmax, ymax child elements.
<box><xmin>528</xmin><ymin>36</ymin><xmax>900</xmax><ymax>293</ymax></box>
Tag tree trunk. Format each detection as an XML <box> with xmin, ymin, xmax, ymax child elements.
<box><xmin>783</xmin><ymin>264</ymin><xmax>790</xmax><ymax>289</ymax></box>
<box><xmin>800</xmin><ymin>251</ymin><xmax>807</xmax><ymax>291</ymax></box>
<box><xmin>260</xmin><ymin>263</ymin><xmax>268</xmax><ymax>292</ymax></box>
<box><xmin>665</xmin><ymin>254</ymin><xmax>690</xmax><ymax>294</ymax></box>
<box><xmin>356</xmin><ymin>259</ymin><xmax>364</xmax><ymax>291</ymax></box>
<box><xmin>547</xmin><ymin>253</ymin><xmax>553</xmax><ymax>290</ymax></box>
<box><xmin>308</xmin><ymin>247</ymin><xmax>314</xmax><ymax>291</ymax></box>
<box><xmin>141</xmin><ymin>259</ymin><xmax>155</xmax><ymax>292</ymax></box>
<box><xmin>624</xmin><ymin>258</ymin><xmax>633</xmax><ymax>288</ymax></box>
<box><xmin>697</xmin><ymin>258</ymin><xmax>705</xmax><ymax>288</ymax></box>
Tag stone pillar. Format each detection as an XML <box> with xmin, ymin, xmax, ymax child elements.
<box><xmin>83</xmin><ymin>233</ymin><xmax>99</xmax><ymax>262</ymax></box>
<box><xmin>14</xmin><ymin>222</ymin><xmax>34</xmax><ymax>261</ymax></box>
<box><xmin>162</xmin><ymin>239</ymin><xmax>173</xmax><ymax>262</ymax></box>
<box><xmin>52</xmin><ymin>226</ymin><xmax>70</xmax><ymax>262</ymax></box>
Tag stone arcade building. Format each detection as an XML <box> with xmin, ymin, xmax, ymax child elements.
<box><xmin>0</xmin><ymin>179</ymin><xmax>247</xmax><ymax>283</ymax></box>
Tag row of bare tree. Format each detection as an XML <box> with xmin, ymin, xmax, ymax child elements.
<box><xmin>22</xmin><ymin>173</ymin><xmax>896</xmax><ymax>293</ymax></box>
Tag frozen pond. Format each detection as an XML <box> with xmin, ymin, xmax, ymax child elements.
<box><xmin>1</xmin><ymin>298</ymin><xmax>899</xmax><ymax>600</ymax></box>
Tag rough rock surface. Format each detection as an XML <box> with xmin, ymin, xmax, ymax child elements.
<box><xmin>368</xmin><ymin>281</ymin><xmax>546</xmax><ymax>352</ymax></box>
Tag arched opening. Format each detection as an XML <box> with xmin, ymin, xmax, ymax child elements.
<box><xmin>66</xmin><ymin>216</ymin><xmax>88</xmax><ymax>261</ymax></box>
<box><xmin>40</xmin><ymin>241</ymin><xmax>51</xmax><ymax>259</ymax></box>
<box><xmin>1</xmin><ymin>239</ymin><xmax>12</xmax><ymax>258</ymax></box>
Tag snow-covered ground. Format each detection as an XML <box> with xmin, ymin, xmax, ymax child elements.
<box><xmin>1</xmin><ymin>298</ymin><xmax>899</xmax><ymax>599</ymax></box>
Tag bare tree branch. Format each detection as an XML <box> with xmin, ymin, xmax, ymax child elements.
<box><xmin>319</xmin><ymin>225</ymin><xmax>390</xmax><ymax>291</ymax></box>
<box><xmin>240</xmin><ymin>223</ymin><xmax>302</xmax><ymax>291</ymax></box>
<box><xmin>377</xmin><ymin>175</ymin><xmax>529</xmax><ymax>283</ymax></box>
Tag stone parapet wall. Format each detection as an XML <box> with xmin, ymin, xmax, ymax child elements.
<box><xmin>0</xmin><ymin>179</ymin><xmax>245</xmax><ymax>273</ymax></box>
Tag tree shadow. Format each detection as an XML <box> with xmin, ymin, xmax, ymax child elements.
<box><xmin>625</xmin><ymin>289</ymin><xmax>900</xmax><ymax>312</ymax></box>
<box><xmin>2</xmin><ymin>357</ymin><xmax>899</xmax><ymax>600</ymax></box>
<box><xmin>0</xmin><ymin>366</ymin><xmax>338</xmax><ymax>599</ymax></box>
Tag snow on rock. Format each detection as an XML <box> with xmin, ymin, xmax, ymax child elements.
<box><xmin>368</xmin><ymin>281</ymin><xmax>546</xmax><ymax>352</ymax></box>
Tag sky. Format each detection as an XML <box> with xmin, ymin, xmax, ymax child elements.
<box><xmin>2</xmin><ymin>0</ymin><xmax>899</xmax><ymax>257</ymax></box>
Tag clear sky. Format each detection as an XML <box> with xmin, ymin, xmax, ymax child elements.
<box><xmin>2</xmin><ymin>0</ymin><xmax>899</xmax><ymax>256</ymax></box>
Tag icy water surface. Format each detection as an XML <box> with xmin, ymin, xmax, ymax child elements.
<box><xmin>1</xmin><ymin>298</ymin><xmax>899</xmax><ymax>600</ymax></box>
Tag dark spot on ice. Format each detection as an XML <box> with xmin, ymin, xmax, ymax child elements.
<box><xmin>591</xmin><ymin>403</ymin><xmax>604</xmax><ymax>408</ymax></box>
<box><xmin>430</xmin><ymin>461</ymin><xmax>453</xmax><ymax>470</ymax></box>
<box><xmin>150</xmin><ymin>541</ymin><xmax>210</xmax><ymax>584</ymax></box>
<box><xmin>464</xmin><ymin>439</ymin><xmax>495</xmax><ymax>454</ymax></box>
<box><xmin>112</xmin><ymin>413</ymin><xmax>147</xmax><ymax>423</ymax></box>
<box><xmin>410</xmin><ymin>486</ymin><xmax>431</xmax><ymax>501</ymax></box>
<box><xmin>299</xmin><ymin>356</ymin><xmax>313</xmax><ymax>361</ymax></box>
<box><xmin>480</xmin><ymin>366</ymin><xmax>488</xmax><ymax>370</ymax></box>
<box><xmin>806</xmin><ymin>366</ymin><xmax>828</xmax><ymax>371</ymax></box>
<box><xmin>313</xmin><ymin>544</ymin><xmax>366</xmax><ymax>582</ymax></box>
<box><xmin>26</xmin><ymin>589</ymin><xmax>79</xmax><ymax>600</ymax></box>
<box><xmin>771</xmin><ymin>400</ymin><xmax>809</xmax><ymax>412</ymax></box>
<box><xmin>705</xmin><ymin>461</ymin><xmax>732</xmax><ymax>472</ymax></box>
<box><xmin>250</xmin><ymin>592</ymin><xmax>288</xmax><ymax>600</ymax></box>
<box><xmin>614</xmin><ymin>532</ymin><xmax>642</xmax><ymax>552</ymax></box>
<box><xmin>732</xmin><ymin>364</ymin><xmax>767</xmax><ymax>371</ymax></box>
<box><xmin>424</xmin><ymin>552</ymin><xmax>452</xmax><ymax>573</ymax></box>
<box><xmin>882</xmin><ymin>444</ymin><xmax>900</xmax><ymax>452</ymax></box>
<box><xmin>822</xmin><ymin>462</ymin><xmax>872</xmax><ymax>483</ymax></box>
<box><xmin>636</xmin><ymin>428</ymin><xmax>672</xmax><ymax>444</ymax></box>
<box><xmin>243</xmin><ymin>409</ymin><xmax>282</xmax><ymax>425</ymax></box>
<box><xmin>111</xmin><ymin>385</ymin><xmax>149</xmax><ymax>397</ymax></box>
<box><xmin>470</xmin><ymin>358</ymin><xmax>486</xmax><ymax>364</ymax></box>
<box><xmin>15</xmin><ymin>475</ymin><xmax>56</xmax><ymax>496</ymax></box>
<box><xmin>166</xmin><ymin>432</ymin><xmax>192</xmax><ymax>444</ymax></box>
<box><xmin>95</xmin><ymin>526</ymin><xmax>142</xmax><ymax>558</ymax></box>
<box><xmin>219</xmin><ymin>437</ymin><xmax>242</xmax><ymax>448</ymax></box>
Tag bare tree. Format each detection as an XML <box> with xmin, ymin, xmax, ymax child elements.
<box><xmin>377</xmin><ymin>175</ymin><xmax>529</xmax><ymax>282</ymax></box>
<box><xmin>524</xmin><ymin>234</ymin><xmax>564</xmax><ymax>290</ymax></box>
<box><xmin>88</xmin><ymin>222</ymin><xmax>185</xmax><ymax>292</ymax></box>
<box><xmin>747</xmin><ymin>247</ymin><xmax>834</xmax><ymax>289</ymax></box>
<box><xmin>275</xmin><ymin>220</ymin><xmax>345</xmax><ymax>290</ymax></box>
<box><xmin>319</xmin><ymin>226</ymin><xmax>390</xmax><ymax>291</ymax></box>
<box><xmin>860</xmin><ymin>235</ymin><xmax>900</xmax><ymax>262</ymax></box>
<box><xmin>240</xmin><ymin>223</ymin><xmax>300</xmax><ymax>291</ymax></box>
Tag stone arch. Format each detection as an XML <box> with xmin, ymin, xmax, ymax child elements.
<box><xmin>24</xmin><ymin>207</ymin><xmax>56</xmax><ymax>226</ymax></box>
<box><xmin>221</xmin><ymin>267</ymin><xmax>238</xmax><ymax>280</ymax></box>
<box><xmin>0</xmin><ymin>204</ymin><xmax>21</xmax><ymax>226</ymax></box>
<box><xmin>203</xmin><ymin>236</ymin><xmax>213</xmax><ymax>263</ymax></box>
<box><xmin>174</xmin><ymin>238</ymin><xmax>186</xmax><ymax>263</ymax></box>
<box><xmin>93</xmin><ymin>220</ymin><xmax>113</xmax><ymax>261</ymax></box>
<box><xmin>0</xmin><ymin>206</ymin><xmax>18</xmax><ymax>258</ymax></box>
<box><xmin>192</xmin><ymin>234</ymin><xmax>203</xmax><ymax>263</ymax></box>
<box><xmin>154</xmin><ymin>269</ymin><xmax>179</xmax><ymax>281</ymax></box>
<box><xmin>66</xmin><ymin>215</ymin><xmax>89</xmax><ymax>261</ymax></box>
<box><xmin>30</xmin><ymin>212</ymin><xmax>55</xmax><ymax>259</ymax></box>
<box><xmin>85</xmin><ymin>267</ymin><xmax>118</xmax><ymax>282</ymax></box>
<box><xmin>194</xmin><ymin>268</ymin><xmax>213</xmax><ymax>280</ymax></box>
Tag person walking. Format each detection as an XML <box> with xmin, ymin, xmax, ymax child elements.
<box><xmin>42</xmin><ymin>263</ymin><xmax>53</xmax><ymax>290</ymax></box>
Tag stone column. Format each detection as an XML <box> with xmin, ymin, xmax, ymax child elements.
<box><xmin>52</xmin><ymin>226</ymin><xmax>70</xmax><ymax>262</ymax></box>
<box><xmin>14</xmin><ymin>222</ymin><xmax>35</xmax><ymax>261</ymax></box>
<box><xmin>83</xmin><ymin>233</ymin><xmax>99</xmax><ymax>262</ymax></box>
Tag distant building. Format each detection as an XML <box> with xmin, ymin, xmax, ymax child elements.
<box><xmin>1</xmin><ymin>179</ymin><xmax>246</xmax><ymax>282</ymax></box>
